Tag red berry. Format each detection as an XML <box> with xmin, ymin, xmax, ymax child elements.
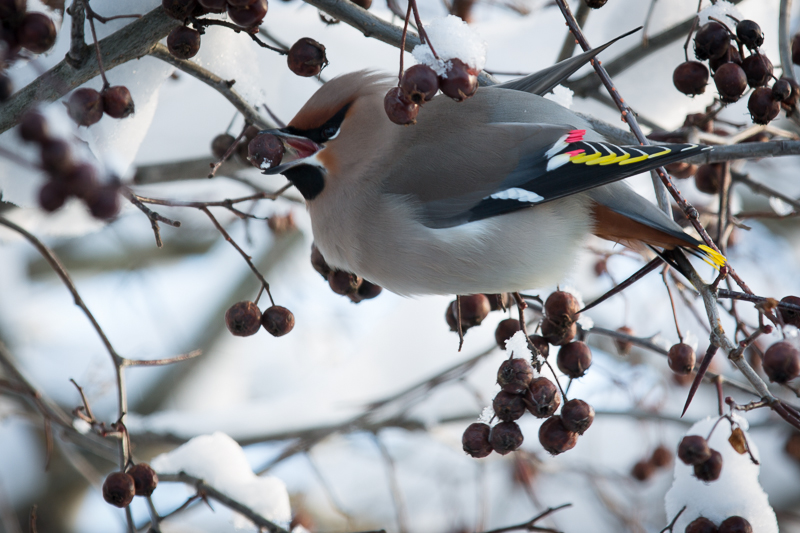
<box><xmin>400</xmin><ymin>64</ymin><xmax>439</xmax><ymax>105</ymax></box>
<box><xmin>560</xmin><ymin>398</ymin><xmax>594</xmax><ymax>434</ymax></box>
<box><xmin>128</xmin><ymin>463</ymin><xmax>158</xmax><ymax>497</ymax></box>
<box><xmin>779</xmin><ymin>296</ymin><xmax>800</xmax><ymax>327</ymax></box>
<box><xmin>489</xmin><ymin>421</ymin><xmax>523</xmax><ymax>455</ymax></box>
<box><xmin>225</xmin><ymin>301</ymin><xmax>262</xmax><ymax>336</ymax></box>
<box><xmin>650</xmin><ymin>445</ymin><xmax>672</xmax><ymax>467</ymax></box>
<box><xmin>18</xmin><ymin>111</ymin><xmax>49</xmax><ymax>143</ymax></box>
<box><xmin>227</xmin><ymin>0</ymin><xmax>267</xmax><ymax>27</ymax></box>
<box><xmin>40</xmin><ymin>139</ymin><xmax>74</xmax><ymax>175</ymax></box>
<box><xmin>261</xmin><ymin>305</ymin><xmax>295</xmax><ymax>337</ymax></box>
<box><xmin>16</xmin><ymin>12</ymin><xmax>56</xmax><ymax>54</ymax></box>
<box><xmin>287</xmin><ymin>37</ymin><xmax>327</xmax><ymax>77</ymax></box>
<box><xmin>525</xmin><ymin>377</ymin><xmax>561</xmax><ymax>418</ymax></box>
<box><xmin>762</xmin><ymin>341</ymin><xmax>800</xmax><ymax>383</ymax></box>
<box><xmin>167</xmin><ymin>26</ymin><xmax>201</xmax><ymax>59</ymax></box>
<box><xmin>557</xmin><ymin>341</ymin><xmax>592</xmax><ymax>378</ymax></box>
<box><xmin>719</xmin><ymin>516</ymin><xmax>752</xmax><ymax>533</ymax></box>
<box><xmin>384</xmin><ymin>87</ymin><xmax>419</xmax><ymax>125</ymax></box>
<box><xmin>694</xmin><ymin>163</ymin><xmax>723</xmax><ymax>194</ymax></box>
<box><xmin>348</xmin><ymin>280</ymin><xmax>382</xmax><ymax>303</ymax></box>
<box><xmin>631</xmin><ymin>459</ymin><xmax>655</xmax><ymax>481</ymax></box>
<box><xmin>86</xmin><ymin>183</ymin><xmax>121</xmax><ymax>220</ymax></box>
<box><xmin>211</xmin><ymin>133</ymin><xmax>236</xmax><ymax>159</ymax></box>
<box><xmin>686</xmin><ymin>517</ymin><xmax>719</xmax><ymax>533</ymax></box>
<box><xmin>496</xmin><ymin>357</ymin><xmax>533</xmax><ymax>394</ymax></box>
<box><xmin>665</xmin><ymin>161</ymin><xmax>697</xmax><ymax>179</ymax></box>
<box><xmin>748</xmin><ymin>86</ymin><xmax>781</xmax><ymax>125</ymax></box>
<box><xmin>709</xmin><ymin>44</ymin><xmax>742</xmax><ymax>73</ymax></box>
<box><xmin>102</xmin><ymin>86</ymin><xmax>135</xmax><ymax>119</ymax></box>
<box><xmin>495</xmin><ymin>318</ymin><xmax>521</xmax><ymax>349</ymax></box>
<box><xmin>310</xmin><ymin>243</ymin><xmax>331</xmax><ymax>278</ymax></box>
<box><xmin>351</xmin><ymin>0</ymin><xmax>371</xmax><ymax>8</ymax></box>
<box><xmin>713</xmin><ymin>63</ymin><xmax>747</xmax><ymax>103</ymax></box>
<box><xmin>673</xmin><ymin>61</ymin><xmax>709</xmax><ymax>96</ymax></box>
<box><xmin>614</xmin><ymin>326</ymin><xmax>634</xmax><ymax>355</ymax></box>
<box><xmin>780</xmin><ymin>78</ymin><xmax>800</xmax><ymax>111</ymax></box>
<box><xmin>248</xmin><ymin>132</ymin><xmax>284</xmax><ymax>170</ymax></box>
<box><xmin>493</xmin><ymin>391</ymin><xmax>526</xmax><ymax>422</ymax></box>
<box><xmin>668</xmin><ymin>343</ymin><xmax>696</xmax><ymax>375</ymax></box>
<box><xmin>737</xmin><ymin>20</ymin><xmax>763</xmax><ymax>50</ymax></box>
<box><xmin>742</xmin><ymin>53</ymin><xmax>773</xmax><ymax>88</ymax></box>
<box><xmin>462</xmin><ymin>422</ymin><xmax>492</xmax><ymax>458</ymax></box>
<box><xmin>694</xmin><ymin>22</ymin><xmax>731</xmax><ymax>61</ymax></box>
<box><xmin>678</xmin><ymin>435</ymin><xmax>711</xmax><ymax>465</ymax></box>
<box><xmin>450</xmin><ymin>294</ymin><xmax>491</xmax><ymax>330</ymax></box>
<box><xmin>66</xmin><ymin>88</ymin><xmax>104</xmax><ymax>127</ymax></box>
<box><xmin>544</xmin><ymin>291</ymin><xmax>581</xmax><ymax>326</ymax></box>
<box><xmin>38</xmin><ymin>180</ymin><xmax>68</xmax><ymax>212</ymax></box>
<box><xmin>540</xmin><ymin>319</ymin><xmax>576</xmax><ymax>346</ymax></box>
<box><xmin>328</xmin><ymin>270</ymin><xmax>361</xmax><ymax>295</ymax></box>
<box><xmin>102</xmin><ymin>472</ymin><xmax>135</xmax><ymax>508</ymax></box>
<box><xmin>63</xmin><ymin>163</ymin><xmax>99</xmax><ymax>199</ymax></box>
<box><xmin>538</xmin><ymin>416</ymin><xmax>578</xmax><ymax>455</ymax></box>
<box><xmin>694</xmin><ymin>449</ymin><xmax>723</xmax><ymax>482</ymax></box>
<box><xmin>773</xmin><ymin>79</ymin><xmax>792</xmax><ymax>102</ymax></box>
<box><xmin>439</xmin><ymin>58</ymin><xmax>477</xmax><ymax>102</ymax></box>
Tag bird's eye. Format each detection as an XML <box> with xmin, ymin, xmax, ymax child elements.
<box><xmin>322</xmin><ymin>124</ymin><xmax>340</xmax><ymax>141</ymax></box>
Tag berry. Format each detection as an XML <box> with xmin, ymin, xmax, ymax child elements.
<box><xmin>38</xmin><ymin>180</ymin><xmax>68</xmax><ymax>212</ymax></box>
<box><xmin>310</xmin><ymin>243</ymin><xmax>331</xmax><ymax>278</ymax></box>
<box><xmin>287</xmin><ymin>37</ymin><xmax>327</xmax><ymax>77</ymax></box>
<box><xmin>462</xmin><ymin>422</ymin><xmax>492</xmax><ymax>458</ymax></box>
<box><xmin>16</xmin><ymin>12</ymin><xmax>56</xmax><ymax>54</ymax></box>
<box><xmin>694</xmin><ymin>449</ymin><xmax>723</xmax><ymax>482</ymax></box>
<box><xmin>748</xmin><ymin>86</ymin><xmax>780</xmax><ymax>125</ymax></box>
<box><xmin>0</xmin><ymin>73</ymin><xmax>12</xmax><ymax>102</ymax></box>
<box><xmin>351</xmin><ymin>0</ymin><xmax>371</xmax><ymax>8</ymax></box>
<box><xmin>87</xmin><ymin>183</ymin><xmax>121</xmax><ymax>220</ymax></box>
<box><xmin>694</xmin><ymin>163</ymin><xmax>723</xmax><ymax>194</ymax></box>
<box><xmin>128</xmin><ymin>463</ymin><xmax>158</xmax><ymax>497</ymax></box>
<box><xmin>525</xmin><ymin>377</ymin><xmax>561</xmax><ymax>418</ymax></box>
<box><xmin>227</xmin><ymin>0</ymin><xmax>268</xmax><ymax>27</ymax></box>
<box><xmin>167</xmin><ymin>26</ymin><xmax>201</xmax><ymax>59</ymax></box>
<box><xmin>584</xmin><ymin>0</ymin><xmax>607</xmax><ymax>7</ymax></box>
<box><xmin>267</xmin><ymin>212</ymin><xmax>295</xmax><ymax>236</ymax></box>
<box><xmin>102</xmin><ymin>86</ymin><xmax>135</xmax><ymax>119</ymax></box>
<box><xmin>450</xmin><ymin>294</ymin><xmax>491</xmax><ymax>330</ymax></box>
<box><xmin>496</xmin><ymin>357</ymin><xmax>533</xmax><ymax>394</ymax></box>
<box><xmin>557</xmin><ymin>341</ymin><xmax>592</xmax><ymax>378</ymax></box>
<box><xmin>198</xmin><ymin>0</ymin><xmax>227</xmax><ymax>10</ymax></box>
<box><xmin>665</xmin><ymin>161</ymin><xmax>697</xmax><ymax>179</ymax></box>
<box><xmin>485</xmin><ymin>293</ymin><xmax>511</xmax><ymax>311</ymax></box>
<box><xmin>18</xmin><ymin>111</ymin><xmax>48</xmax><ymax>143</ymax></box>
<box><xmin>709</xmin><ymin>44</ymin><xmax>742</xmax><ymax>73</ymax></box>
<box><xmin>762</xmin><ymin>341</ymin><xmax>800</xmax><ymax>383</ymax></box>
<box><xmin>495</xmin><ymin>318</ymin><xmax>521</xmax><ymax>349</ymax></box>
<box><xmin>538</xmin><ymin>416</ymin><xmax>577</xmax><ymax>455</ymax></box>
<box><xmin>384</xmin><ymin>87</ymin><xmax>419</xmax><ymax>125</ymax></box>
<box><xmin>348</xmin><ymin>280</ymin><xmax>382</xmax><ymax>303</ymax></box>
<box><xmin>631</xmin><ymin>459</ymin><xmax>655</xmax><ymax>481</ymax></box>
<box><xmin>439</xmin><ymin>58</ymin><xmax>477</xmax><ymax>102</ymax></box>
<box><xmin>529</xmin><ymin>335</ymin><xmax>549</xmax><ymax>359</ymax></box>
<box><xmin>668</xmin><ymin>343</ymin><xmax>696</xmax><ymax>375</ymax></box>
<box><xmin>40</xmin><ymin>139</ymin><xmax>74</xmax><ymax>175</ymax></box>
<box><xmin>328</xmin><ymin>270</ymin><xmax>360</xmax><ymax>295</ymax></box>
<box><xmin>713</xmin><ymin>62</ymin><xmax>747</xmax><ymax>103</ymax></box>
<box><xmin>450</xmin><ymin>0</ymin><xmax>474</xmax><ymax>23</ymax></box>
<box><xmin>678</xmin><ymin>435</ymin><xmax>712</xmax><ymax>465</ymax></box>
<box><xmin>651</xmin><ymin>445</ymin><xmax>672</xmax><ymax>467</ymax></box>
<box><xmin>673</xmin><ymin>61</ymin><xmax>709</xmax><ymax>96</ymax></box>
<box><xmin>787</xmin><ymin>432</ymin><xmax>800</xmax><ymax>462</ymax></box>
<box><xmin>224</xmin><ymin>301</ymin><xmax>262</xmax><ymax>336</ymax></box>
<box><xmin>0</xmin><ymin>0</ymin><xmax>26</xmax><ymax>21</ymax></box>
<box><xmin>261</xmin><ymin>305</ymin><xmax>295</xmax><ymax>337</ymax></box>
<box><xmin>211</xmin><ymin>133</ymin><xmax>236</xmax><ymax>159</ymax></box>
<box><xmin>493</xmin><ymin>391</ymin><xmax>526</xmax><ymax>421</ymax></box>
<box><xmin>162</xmin><ymin>0</ymin><xmax>198</xmax><ymax>20</ymax></box>
<box><xmin>400</xmin><ymin>64</ymin><xmax>439</xmax><ymax>105</ymax></box>
<box><xmin>741</xmin><ymin>53</ymin><xmax>773</xmax><ymax>88</ymax></box>
<box><xmin>544</xmin><ymin>291</ymin><xmax>580</xmax><ymax>326</ymax></box>
<box><xmin>694</xmin><ymin>22</ymin><xmax>731</xmax><ymax>61</ymax></box>
<box><xmin>773</xmin><ymin>79</ymin><xmax>792</xmax><ymax>102</ymax></box>
<box><xmin>736</xmin><ymin>20</ymin><xmax>763</xmax><ymax>50</ymax></box>
<box><xmin>248</xmin><ymin>133</ymin><xmax>284</xmax><ymax>169</ymax></box>
<box><xmin>686</xmin><ymin>517</ymin><xmax>719</xmax><ymax>533</ymax></box>
<box><xmin>779</xmin><ymin>296</ymin><xmax>800</xmax><ymax>327</ymax></box>
<box><xmin>103</xmin><ymin>472</ymin><xmax>135</xmax><ymax>508</ymax></box>
<box><xmin>63</xmin><ymin>163</ymin><xmax>99</xmax><ymax>199</ymax></box>
<box><xmin>614</xmin><ymin>326</ymin><xmax>634</xmax><ymax>355</ymax></box>
<box><xmin>489</xmin><ymin>421</ymin><xmax>523</xmax><ymax>455</ymax></box>
<box><xmin>540</xmin><ymin>319</ymin><xmax>576</xmax><ymax>346</ymax></box>
<box><xmin>718</xmin><ymin>517</ymin><xmax>752</xmax><ymax>533</ymax></box>
<box><xmin>780</xmin><ymin>78</ymin><xmax>800</xmax><ymax>111</ymax></box>
<box><xmin>560</xmin><ymin>398</ymin><xmax>594</xmax><ymax>434</ymax></box>
<box><xmin>66</xmin><ymin>88</ymin><xmax>103</xmax><ymax>127</ymax></box>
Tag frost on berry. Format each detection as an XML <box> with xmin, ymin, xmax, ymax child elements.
<box><xmin>248</xmin><ymin>132</ymin><xmax>285</xmax><ymax>170</ymax></box>
<box><xmin>225</xmin><ymin>301</ymin><xmax>262</xmax><ymax>336</ymax></box>
<box><xmin>439</xmin><ymin>58</ymin><xmax>477</xmax><ymax>102</ymax></box>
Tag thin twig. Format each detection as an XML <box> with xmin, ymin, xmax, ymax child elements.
<box><xmin>478</xmin><ymin>503</ymin><xmax>572</xmax><ymax>533</ymax></box>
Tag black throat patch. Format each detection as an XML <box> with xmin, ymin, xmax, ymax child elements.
<box><xmin>284</xmin><ymin>165</ymin><xmax>325</xmax><ymax>200</ymax></box>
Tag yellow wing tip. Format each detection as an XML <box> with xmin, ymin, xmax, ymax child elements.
<box><xmin>698</xmin><ymin>245</ymin><xmax>727</xmax><ymax>269</ymax></box>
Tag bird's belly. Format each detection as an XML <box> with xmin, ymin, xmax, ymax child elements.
<box><xmin>311</xmin><ymin>194</ymin><xmax>595</xmax><ymax>296</ymax></box>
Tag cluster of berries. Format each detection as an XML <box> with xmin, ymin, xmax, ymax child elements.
<box><xmin>310</xmin><ymin>243</ymin><xmax>383</xmax><ymax>303</ymax></box>
<box><xmin>384</xmin><ymin>61</ymin><xmax>479</xmax><ymax>125</ymax></box>
<box><xmin>686</xmin><ymin>516</ymin><xmax>752</xmax><ymax>533</ymax></box>
<box><xmin>678</xmin><ymin>434</ymin><xmax>723</xmax><ymax>482</ymax></box>
<box><xmin>673</xmin><ymin>18</ymin><xmax>798</xmax><ymax>124</ymax></box>
<box><xmin>630</xmin><ymin>444</ymin><xmax>673</xmax><ymax>481</ymax></box>
<box><xmin>18</xmin><ymin>111</ymin><xmax>120</xmax><ymax>219</ymax></box>
<box><xmin>0</xmin><ymin>0</ymin><xmax>58</xmax><ymax>101</ymax></box>
<box><xmin>65</xmin><ymin>86</ymin><xmax>135</xmax><ymax>126</ymax></box>
<box><xmin>102</xmin><ymin>463</ymin><xmax>158</xmax><ymax>508</ymax></box>
<box><xmin>225</xmin><ymin>300</ymin><xmax>295</xmax><ymax>337</ymax></box>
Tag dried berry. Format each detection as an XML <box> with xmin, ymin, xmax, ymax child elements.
<box><xmin>0</xmin><ymin>73</ymin><xmax>12</xmax><ymax>102</ymax></box>
<box><xmin>211</xmin><ymin>133</ymin><xmax>236</xmax><ymax>159</ymax></box>
<box><xmin>450</xmin><ymin>0</ymin><xmax>474</xmax><ymax>23</ymax></box>
<box><xmin>248</xmin><ymin>132</ymin><xmax>284</xmax><ymax>170</ymax></box>
<box><xmin>678</xmin><ymin>435</ymin><xmax>712</xmax><ymax>465</ymax></box>
<box><xmin>40</xmin><ymin>139</ymin><xmax>74</xmax><ymax>175</ymax></box>
<box><xmin>718</xmin><ymin>516</ymin><xmax>752</xmax><ymax>533</ymax></box>
<box><xmin>167</xmin><ymin>26</ymin><xmax>201</xmax><ymax>60</ymax></box>
<box><xmin>748</xmin><ymin>86</ymin><xmax>781</xmax><ymax>125</ymax></box>
<box><xmin>560</xmin><ymin>398</ymin><xmax>594</xmax><ymax>434</ymax></box>
<box><xmin>737</xmin><ymin>20</ymin><xmax>763</xmax><ymax>51</ymax></box>
<box><xmin>490</xmin><ymin>421</ymin><xmax>523</xmax><ymax>455</ymax></box>
<box><xmin>583</xmin><ymin>0</ymin><xmax>607</xmax><ymax>7</ymax></box>
<box><xmin>614</xmin><ymin>326</ymin><xmax>634</xmax><ymax>355</ymax></box>
<box><xmin>495</xmin><ymin>318</ymin><xmax>521</xmax><ymax>349</ymax></box>
<box><xmin>38</xmin><ymin>180</ymin><xmax>68</xmax><ymax>212</ymax></box>
<box><xmin>493</xmin><ymin>391</ymin><xmax>526</xmax><ymax>421</ymax></box>
<box><xmin>384</xmin><ymin>86</ymin><xmax>419</xmax><ymax>125</ymax></box>
<box><xmin>439</xmin><ymin>58</ymin><xmax>477</xmax><ymax>102</ymax></box>
<box><xmin>87</xmin><ymin>183</ymin><xmax>121</xmax><ymax>220</ymax></box>
<box><xmin>348</xmin><ymin>280</ymin><xmax>382</xmax><ymax>303</ymax></box>
<box><xmin>529</xmin><ymin>335</ymin><xmax>549</xmax><ymax>358</ymax></box>
<box><xmin>694</xmin><ymin>22</ymin><xmax>731</xmax><ymax>61</ymax></box>
<box><xmin>709</xmin><ymin>44</ymin><xmax>742</xmax><ymax>73</ymax></box>
<box><xmin>631</xmin><ymin>459</ymin><xmax>655</xmax><ymax>481</ymax></box>
<box><xmin>651</xmin><ymin>445</ymin><xmax>672</xmax><ymax>467</ymax></box>
<box><xmin>668</xmin><ymin>343</ymin><xmax>696</xmax><ymax>375</ymax></box>
<box><xmin>310</xmin><ymin>243</ymin><xmax>331</xmax><ymax>278</ymax></box>
<box><xmin>780</xmin><ymin>78</ymin><xmax>800</xmax><ymax>111</ymax></box>
<box><xmin>261</xmin><ymin>305</ymin><xmax>295</xmax><ymax>337</ymax></box>
<box><xmin>227</xmin><ymin>0</ymin><xmax>268</xmax><ymax>27</ymax></box>
<box><xmin>18</xmin><ymin>111</ymin><xmax>48</xmax><ymax>143</ymax></box>
<box><xmin>741</xmin><ymin>53</ymin><xmax>773</xmax><ymax>88</ymax></box>
<box><xmin>497</xmin><ymin>357</ymin><xmax>533</xmax><ymax>394</ymax></box>
<box><xmin>686</xmin><ymin>517</ymin><xmax>719</xmax><ymax>533</ymax></box>
<box><xmin>127</xmin><ymin>463</ymin><xmax>158</xmax><ymax>497</ymax></box>
<box><xmin>544</xmin><ymin>291</ymin><xmax>580</xmax><ymax>325</ymax></box>
<box><xmin>694</xmin><ymin>449</ymin><xmax>723</xmax><ymax>482</ymax></box>
<box><xmin>66</xmin><ymin>88</ymin><xmax>104</xmax><ymax>127</ymax></box>
<box><xmin>525</xmin><ymin>377</ymin><xmax>561</xmax><ymax>418</ymax></box>
<box><xmin>224</xmin><ymin>301</ymin><xmax>262</xmax><ymax>336</ymax></box>
<box><xmin>450</xmin><ymin>294</ymin><xmax>491</xmax><ymax>330</ymax></box>
<box><xmin>557</xmin><ymin>341</ymin><xmax>592</xmax><ymax>378</ymax></box>
<box><xmin>540</xmin><ymin>319</ymin><xmax>576</xmax><ymax>346</ymax></box>
<box><xmin>462</xmin><ymin>422</ymin><xmax>492</xmax><ymax>458</ymax></box>
<box><xmin>694</xmin><ymin>163</ymin><xmax>723</xmax><ymax>194</ymax></box>
<box><xmin>762</xmin><ymin>341</ymin><xmax>800</xmax><ymax>383</ymax></box>
<box><xmin>538</xmin><ymin>416</ymin><xmax>578</xmax><ymax>455</ymax></box>
<box><xmin>772</xmin><ymin>79</ymin><xmax>792</xmax><ymax>102</ymax></box>
<box><xmin>162</xmin><ymin>0</ymin><xmax>198</xmax><ymax>20</ymax></box>
<box><xmin>779</xmin><ymin>296</ymin><xmax>800</xmax><ymax>327</ymax></box>
<box><xmin>267</xmin><ymin>213</ymin><xmax>295</xmax><ymax>235</ymax></box>
<box><xmin>400</xmin><ymin>64</ymin><xmax>439</xmax><ymax>105</ymax></box>
<box><xmin>665</xmin><ymin>161</ymin><xmax>697</xmax><ymax>180</ymax></box>
<box><xmin>713</xmin><ymin>62</ymin><xmax>747</xmax><ymax>103</ymax></box>
<box><xmin>673</xmin><ymin>61</ymin><xmax>709</xmax><ymax>96</ymax></box>
<box><xmin>328</xmin><ymin>270</ymin><xmax>361</xmax><ymax>295</ymax></box>
<box><xmin>287</xmin><ymin>37</ymin><xmax>327</xmax><ymax>77</ymax></box>
<box><xmin>63</xmin><ymin>163</ymin><xmax>99</xmax><ymax>199</ymax></box>
<box><xmin>102</xmin><ymin>86</ymin><xmax>135</xmax><ymax>119</ymax></box>
<box><xmin>485</xmin><ymin>293</ymin><xmax>511</xmax><ymax>311</ymax></box>
<box><xmin>16</xmin><ymin>12</ymin><xmax>56</xmax><ymax>54</ymax></box>
<box><xmin>103</xmin><ymin>472</ymin><xmax>135</xmax><ymax>508</ymax></box>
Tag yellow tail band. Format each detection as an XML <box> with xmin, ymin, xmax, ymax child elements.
<box><xmin>698</xmin><ymin>245</ymin><xmax>727</xmax><ymax>269</ymax></box>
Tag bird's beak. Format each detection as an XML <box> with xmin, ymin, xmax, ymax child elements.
<box><xmin>258</xmin><ymin>128</ymin><xmax>324</xmax><ymax>175</ymax></box>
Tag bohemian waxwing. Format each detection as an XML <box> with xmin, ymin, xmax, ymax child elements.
<box><xmin>261</xmin><ymin>41</ymin><xmax>723</xmax><ymax>296</ymax></box>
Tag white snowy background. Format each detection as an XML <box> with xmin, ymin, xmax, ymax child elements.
<box><xmin>0</xmin><ymin>0</ymin><xmax>799</xmax><ymax>532</ymax></box>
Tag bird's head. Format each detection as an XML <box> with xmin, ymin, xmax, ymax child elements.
<box><xmin>261</xmin><ymin>71</ymin><xmax>392</xmax><ymax>200</ymax></box>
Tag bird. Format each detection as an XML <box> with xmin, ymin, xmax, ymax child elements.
<box><xmin>260</xmin><ymin>36</ymin><xmax>724</xmax><ymax>297</ymax></box>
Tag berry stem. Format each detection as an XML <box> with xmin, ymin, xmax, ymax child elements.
<box><xmin>188</xmin><ymin>17</ymin><xmax>288</xmax><ymax>55</ymax></box>
<box><xmin>408</xmin><ymin>0</ymin><xmax>438</xmax><ymax>59</ymax></box>
<box><xmin>81</xmin><ymin>0</ymin><xmax>110</xmax><ymax>89</ymax></box>
<box><xmin>398</xmin><ymin>0</ymin><xmax>413</xmax><ymax>84</ymax></box>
